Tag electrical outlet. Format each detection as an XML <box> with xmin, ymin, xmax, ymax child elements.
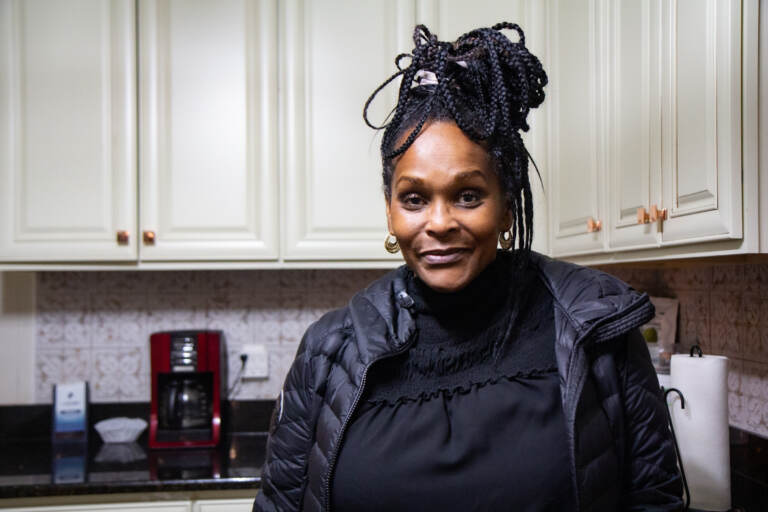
<box><xmin>241</xmin><ymin>344</ymin><xmax>269</xmax><ymax>379</ymax></box>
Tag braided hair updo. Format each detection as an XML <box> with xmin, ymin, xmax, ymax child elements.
<box><xmin>363</xmin><ymin>22</ymin><xmax>547</xmax><ymax>256</ymax></box>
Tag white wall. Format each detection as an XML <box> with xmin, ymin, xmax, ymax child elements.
<box><xmin>0</xmin><ymin>271</ymin><xmax>36</xmax><ymax>404</ymax></box>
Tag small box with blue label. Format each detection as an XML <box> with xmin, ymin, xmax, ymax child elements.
<box><xmin>52</xmin><ymin>381</ymin><xmax>89</xmax><ymax>443</ymax></box>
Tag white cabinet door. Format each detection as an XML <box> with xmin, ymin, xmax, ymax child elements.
<box><xmin>192</xmin><ymin>498</ymin><xmax>253</xmax><ymax>512</ymax></box>
<box><xmin>280</xmin><ymin>0</ymin><xmax>414</xmax><ymax>261</ymax></box>
<box><xmin>139</xmin><ymin>0</ymin><xmax>279</xmax><ymax>261</ymax></box>
<box><xmin>546</xmin><ymin>0</ymin><xmax>605</xmax><ymax>258</ymax></box>
<box><xmin>606</xmin><ymin>0</ymin><xmax>662</xmax><ymax>251</ymax></box>
<box><xmin>0</xmin><ymin>501</ymin><xmax>191</xmax><ymax>512</ymax></box>
<box><xmin>659</xmin><ymin>0</ymin><xmax>742</xmax><ymax>245</ymax></box>
<box><xmin>0</xmin><ymin>0</ymin><xmax>137</xmax><ymax>262</ymax></box>
<box><xmin>415</xmin><ymin>0</ymin><xmax>524</xmax><ymax>39</ymax></box>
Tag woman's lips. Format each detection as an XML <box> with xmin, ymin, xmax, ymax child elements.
<box><xmin>420</xmin><ymin>249</ymin><xmax>467</xmax><ymax>265</ymax></box>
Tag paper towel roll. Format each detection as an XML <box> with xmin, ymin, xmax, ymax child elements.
<box><xmin>669</xmin><ymin>354</ymin><xmax>730</xmax><ymax>511</ymax></box>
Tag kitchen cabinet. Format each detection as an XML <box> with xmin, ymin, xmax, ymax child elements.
<box><xmin>0</xmin><ymin>502</ymin><xmax>191</xmax><ymax>512</ymax></box>
<box><xmin>610</xmin><ymin>0</ymin><xmax>743</xmax><ymax>250</ymax></box>
<box><xmin>546</xmin><ymin>0</ymin><xmax>606</xmax><ymax>257</ymax></box>
<box><xmin>192</xmin><ymin>499</ymin><xmax>253</xmax><ymax>512</ymax></box>
<box><xmin>548</xmin><ymin>0</ymin><xmax>755</xmax><ymax>261</ymax></box>
<box><xmin>139</xmin><ymin>0</ymin><xmax>278</xmax><ymax>262</ymax></box>
<box><xmin>605</xmin><ymin>0</ymin><xmax>660</xmax><ymax>252</ymax></box>
<box><xmin>0</xmin><ymin>498</ymin><xmax>254</xmax><ymax>512</ymax></box>
<box><xmin>0</xmin><ymin>0</ymin><xmax>138</xmax><ymax>262</ymax></box>
<box><xmin>658</xmin><ymin>0</ymin><xmax>742</xmax><ymax>246</ymax></box>
<box><xmin>0</xmin><ymin>0</ymin><xmax>279</xmax><ymax>264</ymax></box>
<box><xmin>0</xmin><ymin>0</ymin><xmax>760</xmax><ymax>268</ymax></box>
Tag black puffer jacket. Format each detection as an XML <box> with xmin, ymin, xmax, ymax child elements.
<box><xmin>252</xmin><ymin>252</ymin><xmax>683</xmax><ymax>511</ymax></box>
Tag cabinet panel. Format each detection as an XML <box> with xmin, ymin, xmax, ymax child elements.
<box><xmin>281</xmin><ymin>0</ymin><xmax>414</xmax><ymax>260</ymax></box>
<box><xmin>660</xmin><ymin>0</ymin><xmax>742</xmax><ymax>244</ymax></box>
<box><xmin>416</xmin><ymin>0</ymin><xmax>523</xmax><ymax>40</ymax></box>
<box><xmin>139</xmin><ymin>0</ymin><xmax>278</xmax><ymax>261</ymax></box>
<box><xmin>0</xmin><ymin>0</ymin><xmax>137</xmax><ymax>261</ymax></box>
<box><xmin>192</xmin><ymin>498</ymin><xmax>253</xmax><ymax>512</ymax></box>
<box><xmin>0</xmin><ymin>502</ymin><xmax>190</xmax><ymax>512</ymax></box>
<box><xmin>547</xmin><ymin>0</ymin><xmax>604</xmax><ymax>257</ymax></box>
<box><xmin>606</xmin><ymin>0</ymin><xmax>660</xmax><ymax>250</ymax></box>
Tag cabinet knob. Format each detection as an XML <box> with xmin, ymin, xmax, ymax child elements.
<box><xmin>636</xmin><ymin>207</ymin><xmax>650</xmax><ymax>224</ymax></box>
<box><xmin>650</xmin><ymin>204</ymin><xmax>668</xmax><ymax>222</ymax></box>
<box><xmin>116</xmin><ymin>230</ymin><xmax>129</xmax><ymax>245</ymax></box>
<box><xmin>143</xmin><ymin>230</ymin><xmax>156</xmax><ymax>244</ymax></box>
<box><xmin>587</xmin><ymin>217</ymin><xmax>602</xmax><ymax>232</ymax></box>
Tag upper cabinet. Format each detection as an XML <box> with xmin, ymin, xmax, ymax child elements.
<box><xmin>0</xmin><ymin>0</ymin><xmax>137</xmax><ymax>262</ymax></box>
<box><xmin>547</xmin><ymin>0</ymin><xmax>605</xmax><ymax>258</ymax></box>
<box><xmin>605</xmin><ymin>0</ymin><xmax>660</xmax><ymax>252</ymax></box>
<box><xmin>0</xmin><ymin>0</ymin><xmax>762</xmax><ymax>268</ymax></box>
<box><xmin>0</xmin><ymin>0</ymin><xmax>279</xmax><ymax>264</ymax></box>
<box><xmin>659</xmin><ymin>0</ymin><xmax>743</xmax><ymax>246</ymax></box>
<box><xmin>139</xmin><ymin>0</ymin><xmax>278</xmax><ymax>261</ymax></box>
<box><xmin>548</xmin><ymin>0</ymin><xmax>755</xmax><ymax>261</ymax></box>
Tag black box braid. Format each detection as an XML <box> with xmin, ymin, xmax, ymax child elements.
<box><xmin>363</xmin><ymin>22</ymin><xmax>548</xmax><ymax>258</ymax></box>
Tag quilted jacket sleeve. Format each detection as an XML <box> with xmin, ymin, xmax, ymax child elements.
<box><xmin>620</xmin><ymin>328</ymin><xmax>683</xmax><ymax>511</ymax></box>
<box><xmin>253</xmin><ymin>333</ymin><xmax>316</xmax><ymax>512</ymax></box>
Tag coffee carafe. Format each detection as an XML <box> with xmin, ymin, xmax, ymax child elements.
<box><xmin>159</xmin><ymin>376</ymin><xmax>210</xmax><ymax>430</ymax></box>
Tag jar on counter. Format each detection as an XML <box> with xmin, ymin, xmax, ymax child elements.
<box><xmin>643</xmin><ymin>327</ymin><xmax>670</xmax><ymax>374</ymax></box>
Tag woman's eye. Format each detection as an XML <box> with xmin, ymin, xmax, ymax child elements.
<box><xmin>458</xmin><ymin>190</ymin><xmax>481</xmax><ymax>205</ymax></box>
<box><xmin>401</xmin><ymin>193</ymin><xmax>425</xmax><ymax>208</ymax></box>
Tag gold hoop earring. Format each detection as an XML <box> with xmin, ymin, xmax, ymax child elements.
<box><xmin>384</xmin><ymin>234</ymin><xmax>400</xmax><ymax>254</ymax></box>
<box><xmin>498</xmin><ymin>230</ymin><xmax>513</xmax><ymax>250</ymax></box>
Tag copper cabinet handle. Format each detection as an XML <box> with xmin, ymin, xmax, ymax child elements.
<box><xmin>143</xmin><ymin>230</ymin><xmax>156</xmax><ymax>244</ymax></box>
<box><xmin>650</xmin><ymin>204</ymin><xmax>668</xmax><ymax>222</ymax></box>
<box><xmin>637</xmin><ymin>207</ymin><xmax>650</xmax><ymax>224</ymax></box>
<box><xmin>587</xmin><ymin>217</ymin><xmax>602</xmax><ymax>232</ymax></box>
<box><xmin>116</xmin><ymin>230</ymin><xmax>129</xmax><ymax>245</ymax></box>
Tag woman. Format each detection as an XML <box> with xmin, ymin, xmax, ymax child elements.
<box><xmin>253</xmin><ymin>23</ymin><xmax>682</xmax><ymax>512</ymax></box>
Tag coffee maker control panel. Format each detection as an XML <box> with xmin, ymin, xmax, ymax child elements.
<box><xmin>171</xmin><ymin>335</ymin><xmax>198</xmax><ymax>372</ymax></box>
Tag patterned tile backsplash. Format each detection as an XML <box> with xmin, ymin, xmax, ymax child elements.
<box><xmin>35</xmin><ymin>269</ymin><xmax>387</xmax><ymax>404</ymax></box>
<box><xmin>35</xmin><ymin>261</ymin><xmax>768</xmax><ymax>438</ymax></box>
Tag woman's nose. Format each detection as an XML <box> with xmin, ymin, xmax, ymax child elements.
<box><xmin>425</xmin><ymin>201</ymin><xmax>459</xmax><ymax>236</ymax></box>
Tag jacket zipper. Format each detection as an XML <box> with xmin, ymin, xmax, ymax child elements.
<box><xmin>322</xmin><ymin>337</ymin><xmax>416</xmax><ymax>511</ymax></box>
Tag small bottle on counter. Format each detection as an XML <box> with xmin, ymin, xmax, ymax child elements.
<box><xmin>642</xmin><ymin>327</ymin><xmax>670</xmax><ymax>374</ymax></box>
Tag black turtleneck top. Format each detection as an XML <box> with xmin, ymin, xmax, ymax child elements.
<box><xmin>331</xmin><ymin>256</ymin><xmax>574</xmax><ymax>511</ymax></box>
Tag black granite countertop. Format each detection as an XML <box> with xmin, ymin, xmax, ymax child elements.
<box><xmin>0</xmin><ymin>432</ymin><xmax>266</xmax><ymax>499</ymax></box>
<box><xmin>2</xmin><ymin>402</ymin><xmax>767</xmax><ymax>508</ymax></box>
<box><xmin>0</xmin><ymin>401</ymin><xmax>271</xmax><ymax>499</ymax></box>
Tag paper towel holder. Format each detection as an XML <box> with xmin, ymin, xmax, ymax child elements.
<box><xmin>689</xmin><ymin>344</ymin><xmax>703</xmax><ymax>358</ymax></box>
<box><xmin>663</xmin><ymin>386</ymin><xmax>691</xmax><ymax>511</ymax></box>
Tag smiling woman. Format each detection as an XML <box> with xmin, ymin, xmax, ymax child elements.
<box><xmin>253</xmin><ymin>23</ymin><xmax>682</xmax><ymax>512</ymax></box>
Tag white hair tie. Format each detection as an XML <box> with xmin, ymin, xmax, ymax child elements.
<box><xmin>413</xmin><ymin>61</ymin><xmax>466</xmax><ymax>87</ymax></box>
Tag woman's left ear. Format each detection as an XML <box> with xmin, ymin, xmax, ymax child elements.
<box><xmin>500</xmin><ymin>208</ymin><xmax>513</xmax><ymax>232</ymax></box>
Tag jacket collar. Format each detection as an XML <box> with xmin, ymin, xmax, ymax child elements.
<box><xmin>348</xmin><ymin>266</ymin><xmax>416</xmax><ymax>365</ymax></box>
<box><xmin>528</xmin><ymin>251</ymin><xmax>655</xmax><ymax>346</ymax></box>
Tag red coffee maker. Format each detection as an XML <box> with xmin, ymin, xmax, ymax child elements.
<box><xmin>149</xmin><ymin>330</ymin><xmax>227</xmax><ymax>449</ymax></box>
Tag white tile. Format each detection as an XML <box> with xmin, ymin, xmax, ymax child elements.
<box><xmin>36</xmin><ymin>348</ymin><xmax>91</xmax><ymax>403</ymax></box>
<box><xmin>91</xmin><ymin>347</ymin><xmax>148</xmax><ymax>402</ymax></box>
